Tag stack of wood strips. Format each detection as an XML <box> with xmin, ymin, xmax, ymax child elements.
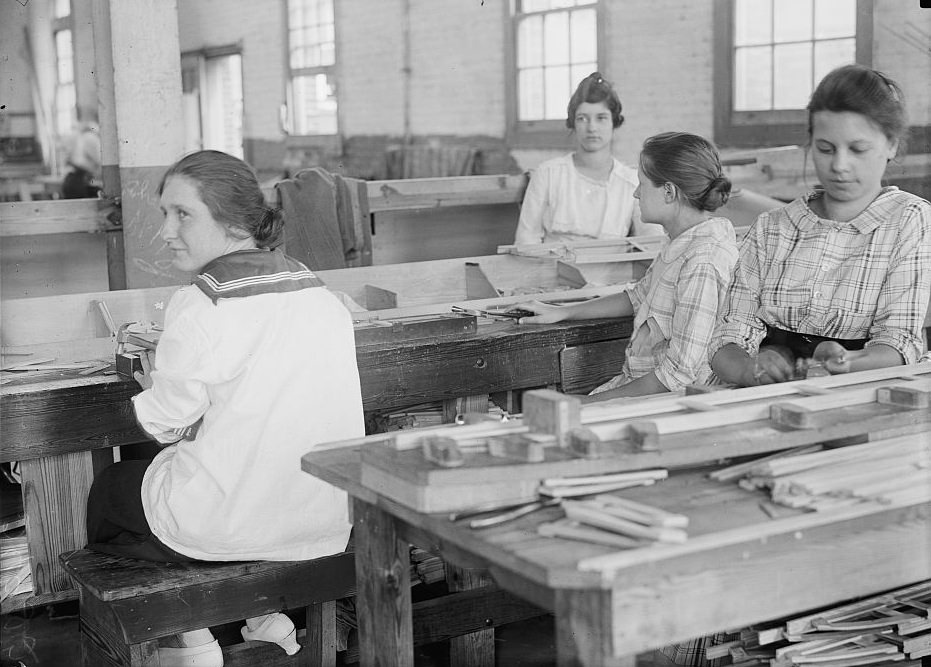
<box><xmin>724</xmin><ymin>434</ymin><xmax>930</xmax><ymax>512</ymax></box>
<box><xmin>0</xmin><ymin>531</ymin><xmax>31</xmax><ymax>602</ymax></box>
<box><xmin>409</xmin><ymin>546</ymin><xmax>446</xmax><ymax>587</ymax></box>
<box><xmin>538</xmin><ymin>494</ymin><xmax>688</xmax><ymax>548</ymax></box>
<box><xmin>705</xmin><ymin>580</ymin><xmax>931</xmax><ymax>666</ymax></box>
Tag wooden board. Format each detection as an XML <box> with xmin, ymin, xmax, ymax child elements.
<box><xmin>0</xmin><ymin>198</ymin><xmax>116</xmax><ymax>237</ymax></box>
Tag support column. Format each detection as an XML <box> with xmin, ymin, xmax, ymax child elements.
<box><xmin>107</xmin><ymin>0</ymin><xmax>186</xmax><ymax>288</ymax></box>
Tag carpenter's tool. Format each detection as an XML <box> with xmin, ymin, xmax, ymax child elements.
<box><xmin>115</xmin><ymin>323</ymin><xmax>161</xmax><ymax>378</ymax></box>
<box><xmin>449</xmin><ymin>498</ymin><xmax>561</xmax><ymax>529</ymax></box>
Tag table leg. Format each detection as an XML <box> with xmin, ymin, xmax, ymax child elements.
<box><xmin>554</xmin><ymin>588</ymin><xmax>633</xmax><ymax>667</ymax></box>
<box><xmin>20</xmin><ymin>448</ymin><xmax>113</xmax><ymax>594</ymax></box>
<box><xmin>446</xmin><ymin>566</ymin><xmax>494</xmax><ymax>667</ymax></box>
<box><xmin>353</xmin><ymin>497</ymin><xmax>414</xmax><ymax>667</ymax></box>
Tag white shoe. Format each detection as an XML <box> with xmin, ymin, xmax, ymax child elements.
<box><xmin>158</xmin><ymin>629</ymin><xmax>223</xmax><ymax>667</ymax></box>
<box><xmin>241</xmin><ymin>612</ymin><xmax>301</xmax><ymax>656</ymax></box>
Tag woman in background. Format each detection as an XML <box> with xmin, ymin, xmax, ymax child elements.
<box><xmin>516</xmin><ymin>131</ymin><xmax>737</xmax><ymax>400</ymax></box>
<box><xmin>85</xmin><ymin>150</ymin><xmax>364</xmax><ymax>667</ymax></box>
<box><xmin>513</xmin><ymin>72</ymin><xmax>662</xmax><ymax>245</ymax></box>
<box><xmin>711</xmin><ymin>64</ymin><xmax>931</xmax><ymax>387</ymax></box>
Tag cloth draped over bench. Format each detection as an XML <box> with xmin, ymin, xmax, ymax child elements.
<box><xmin>276</xmin><ymin>167</ymin><xmax>370</xmax><ymax>270</ymax></box>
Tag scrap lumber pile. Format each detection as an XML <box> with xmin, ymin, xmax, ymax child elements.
<box><xmin>726</xmin><ymin>435</ymin><xmax>930</xmax><ymax>512</ymax></box>
<box><xmin>705</xmin><ymin>581</ymin><xmax>931</xmax><ymax>667</ymax></box>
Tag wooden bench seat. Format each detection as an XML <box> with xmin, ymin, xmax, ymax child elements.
<box><xmin>60</xmin><ymin>548</ymin><xmax>355</xmax><ymax>667</ymax></box>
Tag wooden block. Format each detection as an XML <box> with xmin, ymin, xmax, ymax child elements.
<box><xmin>486</xmin><ymin>434</ymin><xmax>546</xmax><ymax>462</ymax></box>
<box><xmin>421</xmin><ymin>436</ymin><xmax>465</xmax><ymax>468</ymax></box>
<box><xmin>568</xmin><ymin>427</ymin><xmax>636</xmax><ymax>458</ymax></box>
<box><xmin>522</xmin><ymin>389</ymin><xmax>581</xmax><ymax>446</ymax></box>
<box><xmin>877</xmin><ymin>385</ymin><xmax>930</xmax><ymax>409</ymax></box>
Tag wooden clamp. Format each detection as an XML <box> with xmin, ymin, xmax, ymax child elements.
<box><xmin>522</xmin><ymin>389</ymin><xmax>581</xmax><ymax>447</ymax></box>
<box><xmin>421</xmin><ymin>436</ymin><xmax>465</xmax><ymax>468</ymax></box>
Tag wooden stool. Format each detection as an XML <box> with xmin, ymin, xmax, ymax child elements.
<box><xmin>60</xmin><ymin>548</ymin><xmax>355</xmax><ymax>667</ymax></box>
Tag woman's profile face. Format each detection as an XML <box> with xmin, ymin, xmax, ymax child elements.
<box><xmin>573</xmin><ymin>101</ymin><xmax>614</xmax><ymax>153</ymax></box>
<box><xmin>810</xmin><ymin>110</ymin><xmax>897</xmax><ymax>213</ymax></box>
<box><xmin>159</xmin><ymin>175</ymin><xmax>239</xmax><ymax>272</ymax></box>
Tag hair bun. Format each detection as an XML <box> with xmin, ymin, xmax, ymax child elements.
<box><xmin>700</xmin><ymin>175</ymin><xmax>732</xmax><ymax>211</ymax></box>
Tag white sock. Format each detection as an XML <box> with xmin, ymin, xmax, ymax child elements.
<box><xmin>178</xmin><ymin>628</ymin><xmax>214</xmax><ymax>647</ymax></box>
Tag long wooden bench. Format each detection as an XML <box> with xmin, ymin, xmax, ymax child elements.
<box><xmin>60</xmin><ymin>549</ymin><xmax>356</xmax><ymax>667</ymax></box>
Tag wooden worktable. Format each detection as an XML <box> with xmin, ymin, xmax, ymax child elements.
<box><xmin>303</xmin><ymin>443</ymin><xmax>931</xmax><ymax>667</ymax></box>
<box><xmin>0</xmin><ymin>316</ymin><xmax>631</xmax><ymax>611</ymax></box>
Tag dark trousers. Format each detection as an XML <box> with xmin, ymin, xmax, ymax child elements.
<box><xmin>61</xmin><ymin>168</ymin><xmax>100</xmax><ymax>199</ymax></box>
<box><xmin>86</xmin><ymin>460</ymin><xmax>198</xmax><ymax>563</ymax></box>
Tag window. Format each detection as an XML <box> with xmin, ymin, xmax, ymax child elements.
<box><xmin>54</xmin><ymin>27</ymin><xmax>75</xmax><ymax>139</ymax></box>
<box><xmin>714</xmin><ymin>0</ymin><xmax>872</xmax><ymax>147</ymax></box>
<box><xmin>286</xmin><ymin>0</ymin><xmax>337</xmax><ymax>136</ymax></box>
<box><xmin>508</xmin><ymin>0</ymin><xmax>601</xmax><ymax>147</ymax></box>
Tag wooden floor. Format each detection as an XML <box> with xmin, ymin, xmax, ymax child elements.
<box><xmin>0</xmin><ymin>599</ymin><xmax>671</xmax><ymax>666</ymax></box>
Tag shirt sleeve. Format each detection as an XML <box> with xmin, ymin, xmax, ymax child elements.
<box><xmin>514</xmin><ymin>168</ymin><xmax>548</xmax><ymax>244</ymax></box>
<box><xmin>710</xmin><ymin>216</ymin><xmax>770</xmax><ymax>360</ymax></box>
<box><xmin>865</xmin><ymin>200</ymin><xmax>931</xmax><ymax>363</ymax></box>
<box><xmin>132</xmin><ymin>289</ymin><xmax>214</xmax><ymax>443</ymax></box>
<box><xmin>655</xmin><ymin>258</ymin><xmax>728</xmax><ymax>391</ymax></box>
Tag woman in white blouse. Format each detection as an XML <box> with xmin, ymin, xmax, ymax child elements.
<box><xmin>85</xmin><ymin>150</ymin><xmax>364</xmax><ymax>667</ymax></box>
<box><xmin>513</xmin><ymin>72</ymin><xmax>662</xmax><ymax>244</ymax></box>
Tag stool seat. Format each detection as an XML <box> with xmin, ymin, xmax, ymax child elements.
<box><xmin>60</xmin><ymin>548</ymin><xmax>355</xmax><ymax>666</ymax></box>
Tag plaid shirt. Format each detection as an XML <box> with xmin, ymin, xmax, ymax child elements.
<box><xmin>712</xmin><ymin>187</ymin><xmax>931</xmax><ymax>364</ymax></box>
<box><xmin>596</xmin><ymin>217</ymin><xmax>738</xmax><ymax>392</ymax></box>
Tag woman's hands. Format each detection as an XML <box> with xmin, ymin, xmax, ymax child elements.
<box><xmin>133</xmin><ymin>349</ymin><xmax>155</xmax><ymax>390</ymax></box>
<box><xmin>511</xmin><ymin>300</ymin><xmax>569</xmax><ymax>325</ymax></box>
<box><xmin>812</xmin><ymin>341</ymin><xmax>854</xmax><ymax>375</ymax></box>
<box><xmin>745</xmin><ymin>346</ymin><xmax>795</xmax><ymax>385</ymax></box>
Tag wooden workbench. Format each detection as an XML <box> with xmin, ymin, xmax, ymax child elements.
<box><xmin>0</xmin><ymin>313</ymin><xmax>632</xmax><ymax>612</ymax></box>
<box><xmin>303</xmin><ymin>408</ymin><xmax>931</xmax><ymax>667</ymax></box>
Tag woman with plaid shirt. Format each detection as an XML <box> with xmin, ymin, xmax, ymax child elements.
<box><xmin>515</xmin><ymin>131</ymin><xmax>738</xmax><ymax>400</ymax></box>
<box><xmin>712</xmin><ymin>65</ymin><xmax>931</xmax><ymax>387</ymax></box>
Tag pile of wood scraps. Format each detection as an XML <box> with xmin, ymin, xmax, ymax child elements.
<box><xmin>541</xmin><ymin>494</ymin><xmax>689</xmax><ymax>548</ymax></box>
<box><xmin>706</xmin><ymin>580</ymin><xmax>931</xmax><ymax>666</ymax></box>
<box><xmin>725</xmin><ymin>435</ymin><xmax>930</xmax><ymax>512</ymax></box>
<box><xmin>0</xmin><ymin>352</ymin><xmax>112</xmax><ymax>383</ymax></box>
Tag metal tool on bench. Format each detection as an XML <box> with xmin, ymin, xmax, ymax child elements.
<box><xmin>115</xmin><ymin>323</ymin><xmax>161</xmax><ymax>378</ymax></box>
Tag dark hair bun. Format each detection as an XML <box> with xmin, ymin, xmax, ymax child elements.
<box><xmin>698</xmin><ymin>176</ymin><xmax>732</xmax><ymax>212</ymax></box>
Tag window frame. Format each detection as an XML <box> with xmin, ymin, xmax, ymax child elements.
<box><xmin>505</xmin><ymin>0</ymin><xmax>606</xmax><ymax>150</ymax></box>
<box><xmin>283</xmin><ymin>0</ymin><xmax>340</xmax><ymax>146</ymax></box>
<box><xmin>713</xmin><ymin>0</ymin><xmax>873</xmax><ymax>148</ymax></box>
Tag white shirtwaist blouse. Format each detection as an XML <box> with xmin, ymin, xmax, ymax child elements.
<box><xmin>514</xmin><ymin>153</ymin><xmax>663</xmax><ymax>244</ymax></box>
<box><xmin>133</xmin><ymin>250</ymin><xmax>363</xmax><ymax>561</ymax></box>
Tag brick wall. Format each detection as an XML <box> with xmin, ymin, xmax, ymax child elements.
<box><xmin>175</xmin><ymin>0</ymin><xmax>928</xmax><ymax>177</ymax></box>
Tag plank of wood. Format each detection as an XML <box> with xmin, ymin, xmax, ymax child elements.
<box><xmin>1</xmin><ymin>285</ymin><xmax>177</xmax><ymax>346</ymax></box>
<box><xmin>0</xmin><ymin>198</ymin><xmax>116</xmax><ymax>236</ymax></box>
<box><xmin>365</xmin><ymin>174</ymin><xmax>528</xmax><ymax>212</ymax></box>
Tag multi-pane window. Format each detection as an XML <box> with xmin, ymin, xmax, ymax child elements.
<box><xmin>287</xmin><ymin>0</ymin><xmax>337</xmax><ymax>135</ymax></box>
<box><xmin>733</xmin><ymin>0</ymin><xmax>856</xmax><ymax>111</ymax></box>
<box><xmin>515</xmin><ymin>0</ymin><xmax>597</xmax><ymax>122</ymax></box>
<box><xmin>54</xmin><ymin>29</ymin><xmax>75</xmax><ymax>137</ymax></box>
